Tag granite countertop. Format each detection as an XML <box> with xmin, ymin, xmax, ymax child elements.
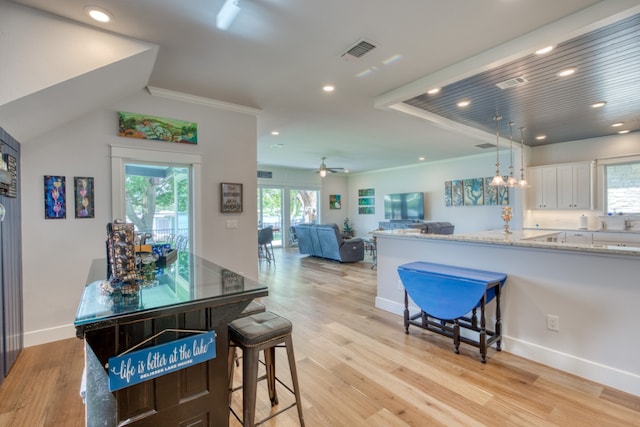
<box><xmin>524</xmin><ymin>227</ymin><xmax>640</xmax><ymax>235</ymax></box>
<box><xmin>373</xmin><ymin>229</ymin><xmax>640</xmax><ymax>256</ymax></box>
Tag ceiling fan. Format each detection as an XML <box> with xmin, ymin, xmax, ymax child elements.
<box><xmin>316</xmin><ymin>157</ymin><xmax>344</xmax><ymax>177</ymax></box>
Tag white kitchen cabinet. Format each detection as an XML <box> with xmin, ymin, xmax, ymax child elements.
<box><xmin>528</xmin><ymin>162</ymin><xmax>591</xmax><ymax>210</ymax></box>
<box><xmin>528</xmin><ymin>166</ymin><xmax>557</xmax><ymax>209</ymax></box>
<box><xmin>557</xmin><ymin>162</ymin><xmax>591</xmax><ymax>209</ymax></box>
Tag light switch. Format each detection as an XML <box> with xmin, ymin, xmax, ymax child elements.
<box><xmin>225</xmin><ymin>219</ymin><xmax>238</xmax><ymax>229</ymax></box>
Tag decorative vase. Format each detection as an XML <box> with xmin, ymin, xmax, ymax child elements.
<box><xmin>501</xmin><ymin>206</ymin><xmax>512</xmax><ymax>234</ymax></box>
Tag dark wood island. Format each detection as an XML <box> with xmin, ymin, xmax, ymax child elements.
<box><xmin>75</xmin><ymin>253</ymin><xmax>268</xmax><ymax>427</ymax></box>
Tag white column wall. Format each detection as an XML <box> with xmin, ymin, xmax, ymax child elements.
<box><xmin>21</xmin><ymin>89</ymin><xmax>257</xmax><ymax>345</ymax></box>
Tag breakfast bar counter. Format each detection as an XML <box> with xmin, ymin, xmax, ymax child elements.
<box><xmin>374</xmin><ymin>229</ymin><xmax>640</xmax><ymax>397</ymax></box>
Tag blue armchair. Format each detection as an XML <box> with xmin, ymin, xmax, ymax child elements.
<box><xmin>293</xmin><ymin>223</ymin><xmax>364</xmax><ymax>262</ymax></box>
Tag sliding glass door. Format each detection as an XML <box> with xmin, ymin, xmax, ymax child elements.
<box><xmin>257</xmin><ymin>187</ymin><xmax>283</xmax><ymax>247</ymax></box>
<box><xmin>258</xmin><ymin>186</ymin><xmax>319</xmax><ymax>248</ymax></box>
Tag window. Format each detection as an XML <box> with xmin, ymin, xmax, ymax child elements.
<box><xmin>605</xmin><ymin>161</ymin><xmax>640</xmax><ymax>214</ymax></box>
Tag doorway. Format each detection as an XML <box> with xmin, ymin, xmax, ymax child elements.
<box><xmin>124</xmin><ymin>163</ymin><xmax>191</xmax><ymax>250</ymax></box>
<box><xmin>257</xmin><ymin>187</ymin><xmax>283</xmax><ymax>247</ymax></box>
<box><xmin>110</xmin><ymin>146</ymin><xmax>202</xmax><ymax>255</ymax></box>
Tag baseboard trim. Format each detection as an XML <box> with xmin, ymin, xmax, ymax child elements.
<box><xmin>504</xmin><ymin>336</ymin><xmax>640</xmax><ymax>397</ymax></box>
<box><xmin>24</xmin><ymin>324</ymin><xmax>76</xmax><ymax>347</ymax></box>
<box><xmin>375</xmin><ymin>297</ymin><xmax>640</xmax><ymax>397</ymax></box>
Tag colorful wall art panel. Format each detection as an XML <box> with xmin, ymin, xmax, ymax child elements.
<box><xmin>74</xmin><ymin>177</ymin><xmax>95</xmax><ymax>218</ymax></box>
<box><xmin>118</xmin><ymin>111</ymin><xmax>198</xmax><ymax>144</ymax></box>
<box><xmin>499</xmin><ymin>184</ymin><xmax>510</xmax><ymax>205</ymax></box>
<box><xmin>358</xmin><ymin>207</ymin><xmax>375</xmax><ymax>215</ymax></box>
<box><xmin>329</xmin><ymin>194</ymin><xmax>341</xmax><ymax>209</ymax></box>
<box><xmin>444</xmin><ymin>181</ymin><xmax>452</xmax><ymax>207</ymax></box>
<box><xmin>483</xmin><ymin>177</ymin><xmax>498</xmax><ymax>205</ymax></box>
<box><xmin>44</xmin><ymin>175</ymin><xmax>66</xmax><ymax>219</ymax></box>
<box><xmin>463</xmin><ymin>178</ymin><xmax>484</xmax><ymax>206</ymax></box>
<box><xmin>451</xmin><ymin>180</ymin><xmax>464</xmax><ymax>206</ymax></box>
<box><xmin>446</xmin><ymin>176</ymin><xmax>510</xmax><ymax>207</ymax></box>
<box><xmin>358</xmin><ymin>188</ymin><xmax>375</xmax><ymax>214</ymax></box>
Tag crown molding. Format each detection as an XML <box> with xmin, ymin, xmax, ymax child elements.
<box><xmin>146</xmin><ymin>86</ymin><xmax>262</xmax><ymax>116</ymax></box>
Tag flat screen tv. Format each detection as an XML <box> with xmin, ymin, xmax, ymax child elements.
<box><xmin>384</xmin><ymin>192</ymin><xmax>425</xmax><ymax>220</ymax></box>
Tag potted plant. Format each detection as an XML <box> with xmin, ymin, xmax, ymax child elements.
<box><xmin>343</xmin><ymin>217</ymin><xmax>354</xmax><ymax>238</ymax></box>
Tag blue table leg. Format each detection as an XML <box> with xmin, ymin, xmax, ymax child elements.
<box><xmin>479</xmin><ymin>295</ymin><xmax>487</xmax><ymax>363</ymax></box>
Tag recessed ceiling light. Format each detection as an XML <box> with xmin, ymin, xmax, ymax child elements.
<box><xmin>557</xmin><ymin>67</ymin><xmax>577</xmax><ymax>77</ymax></box>
<box><xmin>611</xmin><ymin>122</ymin><xmax>624</xmax><ymax>127</ymax></box>
<box><xmin>418</xmin><ymin>156</ymin><xmax>425</xmax><ymax>161</ymax></box>
<box><xmin>536</xmin><ymin>135</ymin><xmax>547</xmax><ymax>140</ymax></box>
<box><xmin>271</xmin><ymin>131</ymin><xmax>280</xmax><ymax>136</ymax></box>
<box><xmin>427</xmin><ymin>88</ymin><xmax>440</xmax><ymax>95</ymax></box>
<box><xmin>535</xmin><ymin>46</ymin><xmax>554</xmax><ymax>55</ymax></box>
<box><xmin>456</xmin><ymin>100</ymin><xmax>471</xmax><ymax>108</ymax></box>
<box><xmin>617</xmin><ymin>130</ymin><xmax>630</xmax><ymax>134</ymax></box>
<box><xmin>591</xmin><ymin>101</ymin><xmax>607</xmax><ymax>108</ymax></box>
<box><xmin>85</xmin><ymin>6</ymin><xmax>112</xmax><ymax>23</ymax></box>
<box><xmin>323</xmin><ymin>85</ymin><xmax>335</xmax><ymax>92</ymax></box>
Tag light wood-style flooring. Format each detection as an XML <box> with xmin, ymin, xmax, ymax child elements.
<box><xmin>1</xmin><ymin>248</ymin><xmax>639</xmax><ymax>426</ymax></box>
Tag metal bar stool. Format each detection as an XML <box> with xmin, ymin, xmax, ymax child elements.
<box><xmin>233</xmin><ymin>301</ymin><xmax>267</xmax><ymax>367</ymax></box>
<box><xmin>228</xmin><ymin>311</ymin><xmax>305</xmax><ymax>426</ymax></box>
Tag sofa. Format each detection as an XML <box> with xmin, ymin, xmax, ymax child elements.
<box><xmin>294</xmin><ymin>223</ymin><xmax>365</xmax><ymax>262</ymax></box>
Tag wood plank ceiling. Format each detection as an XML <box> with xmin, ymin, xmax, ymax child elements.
<box><xmin>403</xmin><ymin>13</ymin><xmax>640</xmax><ymax>147</ymax></box>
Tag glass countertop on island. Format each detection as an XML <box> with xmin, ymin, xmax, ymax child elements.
<box><xmin>75</xmin><ymin>252</ymin><xmax>267</xmax><ymax>331</ymax></box>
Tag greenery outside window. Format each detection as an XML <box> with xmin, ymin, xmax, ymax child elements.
<box><xmin>605</xmin><ymin>161</ymin><xmax>640</xmax><ymax>214</ymax></box>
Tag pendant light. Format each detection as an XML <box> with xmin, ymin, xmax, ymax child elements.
<box><xmin>505</xmin><ymin>121</ymin><xmax>519</xmax><ymax>187</ymax></box>
<box><xmin>489</xmin><ymin>115</ymin><xmax>506</xmax><ymax>186</ymax></box>
<box><xmin>518</xmin><ymin>126</ymin><xmax>529</xmax><ymax>188</ymax></box>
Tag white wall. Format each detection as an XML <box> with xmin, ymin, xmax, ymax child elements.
<box><xmin>21</xmin><ymin>89</ymin><xmax>258</xmax><ymax>346</ymax></box>
<box><xmin>320</xmin><ymin>174</ymin><xmax>349</xmax><ymax>227</ymax></box>
<box><xmin>529</xmin><ymin>132</ymin><xmax>640</xmax><ymax>166</ymax></box>
<box><xmin>346</xmin><ymin>152</ymin><xmax>525</xmax><ymax>237</ymax></box>
<box><xmin>0</xmin><ymin>2</ymin><xmax>154</xmax><ymax>105</ymax></box>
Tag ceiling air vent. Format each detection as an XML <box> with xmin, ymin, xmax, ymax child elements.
<box><xmin>340</xmin><ymin>39</ymin><xmax>377</xmax><ymax>60</ymax></box>
<box><xmin>495</xmin><ymin>75</ymin><xmax>528</xmax><ymax>90</ymax></box>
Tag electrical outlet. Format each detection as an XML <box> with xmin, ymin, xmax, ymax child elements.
<box><xmin>547</xmin><ymin>314</ymin><xmax>560</xmax><ymax>331</ymax></box>
<box><xmin>396</xmin><ymin>279</ymin><xmax>404</xmax><ymax>291</ymax></box>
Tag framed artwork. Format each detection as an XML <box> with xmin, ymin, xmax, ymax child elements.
<box><xmin>483</xmin><ymin>177</ymin><xmax>498</xmax><ymax>205</ymax></box>
<box><xmin>44</xmin><ymin>175</ymin><xmax>66</xmax><ymax>219</ymax></box>
<box><xmin>444</xmin><ymin>181</ymin><xmax>452</xmax><ymax>207</ymax></box>
<box><xmin>451</xmin><ymin>180</ymin><xmax>464</xmax><ymax>206</ymax></box>
<box><xmin>358</xmin><ymin>197</ymin><xmax>375</xmax><ymax>206</ymax></box>
<box><xmin>358</xmin><ymin>206</ymin><xmax>375</xmax><ymax>215</ymax></box>
<box><xmin>74</xmin><ymin>177</ymin><xmax>95</xmax><ymax>218</ymax></box>
<box><xmin>463</xmin><ymin>178</ymin><xmax>484</xmax><ymax>206</ymax></box>
<box><xmin>329</xmin><ymin>194</ymin><xmax>341</xmax><ymax>209</ymax></box>
<box><xmin>358</xmin><ymin>188</ymin><xmax>375</xmax><ymax>197</ymax></box>
<box><xmin>499</xmin><ymin>185</ymin><xmax>510</xmax><ymax>205</ymax></box>
<box><xmin>118</xmin><ymin>111</ymin><xmax>198</xmax><ymax>144</ymax></box>
<box><xmin>220</xmin><ymin>183</ymin><xmax>243</xmax><ymax>213</ymax></box>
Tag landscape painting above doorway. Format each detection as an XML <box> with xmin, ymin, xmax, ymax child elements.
<box><xmin>118</xmin><ymin>111</ymin><xmax>198</xmax><ymax>144</ymax></box>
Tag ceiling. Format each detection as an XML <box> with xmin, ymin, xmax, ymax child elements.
<box><xmin>6</xmin><ymin>0</ymin><xmax>640</xmax><ymax>174</ymax></box>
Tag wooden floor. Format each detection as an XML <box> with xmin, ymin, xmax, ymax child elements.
<box><xmin>1</xmin><ymin>248</ymin><xmax>639</xmax><ymax>426</ymax></box>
